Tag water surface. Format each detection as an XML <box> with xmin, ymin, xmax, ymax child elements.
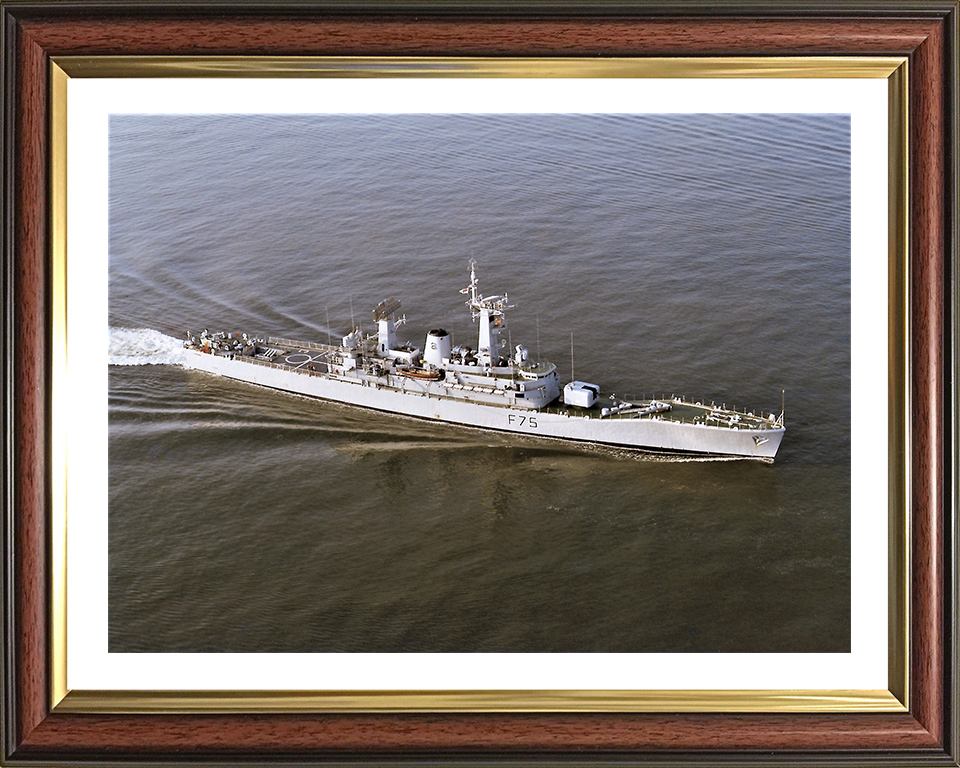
<box><xmin>108</xmin><ymin>113</ymin><xmax>851</xmax><ymax>653</ymax></box>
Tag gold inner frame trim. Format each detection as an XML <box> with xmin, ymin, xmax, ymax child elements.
<box><xmin>886</xmin><ymin>61</ymin><xmax>910</xmax><ymax>710</ymax></box>
<box><xmin>50</xmin><ymin>61</ymin><xmax>69</xmax><ymax>710</ymax></box>
<box><xmin>49</xmin><ymin>55</ymin><xmax>910</xmax><ymax>715</ymax></box>
<box><xmin>54</xmin><ymin>55</ymin><xmax>905</xmax><ymax>79</ymax></box>
<box><xmin>55</xmin><ymin>688</ymin><xmax>904</xmax><ymax>714</ymax></box>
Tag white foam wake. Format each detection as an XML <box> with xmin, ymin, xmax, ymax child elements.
<box><xmin>109</xmin><ymin>327</ymin><xmax>186</xmax><ymax>366</ymax></box>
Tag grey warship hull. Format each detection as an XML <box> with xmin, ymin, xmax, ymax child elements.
<box><xmin>184</xmin><ymin>340</ymin><xmax>784</xmax><ymax>461</ymax></box>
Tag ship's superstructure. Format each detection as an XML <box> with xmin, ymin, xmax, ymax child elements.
<box><xmin>183</xmin><ymin>262</ymin><xmax>785</xmax><ymax>460</ymax></box>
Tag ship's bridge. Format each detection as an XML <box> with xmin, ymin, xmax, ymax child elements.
<box><xmin>518</xmin><ymin>361</ymin><xmax>556</xmax><ymax>379</ymax></box>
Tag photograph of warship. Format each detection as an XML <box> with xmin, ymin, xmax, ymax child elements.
<box><xmin>183</xmin><ymin>262</ymin><xmax>786</xmax><ymax>460</ymax></box>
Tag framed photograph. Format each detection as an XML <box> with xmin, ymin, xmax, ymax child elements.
<box><xmin>3</xmin><ymin>2</ymin><xmax>957</xmax><ymax>766</ymax></box>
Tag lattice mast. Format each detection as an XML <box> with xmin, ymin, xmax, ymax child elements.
<box><xmin>461</xmin><ymin>259</ymin><xmax>513</xmax><ymax>366</ymax></box>
<box><xmin>373</xmin><ymin>296</ymin><xmax>402</xmax><ymax>354</ymax></box>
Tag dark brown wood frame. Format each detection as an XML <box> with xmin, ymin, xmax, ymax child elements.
<box><xmin>2</xmin><ymin>2</ymin><xmax>957</xmax><ymax>765</ymax></box>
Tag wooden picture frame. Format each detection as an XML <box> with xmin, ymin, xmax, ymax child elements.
<box><xmin>2</xmin><ymin>2</ymin><xmax>957</xmax><ymax>765</ymax></box>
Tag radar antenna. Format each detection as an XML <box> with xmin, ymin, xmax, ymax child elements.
<box><xmin>462</xmin><ymin>260</ymin><xmax>514</xmax><ymax>321</ymax></box>
<box><xmin>373</xmin><ymin>297</ymin><xmax>402</xmax><ymax>321</ymax></box>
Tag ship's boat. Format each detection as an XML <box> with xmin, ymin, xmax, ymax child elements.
<box><xmin>399</xmin><ymin>367</ymin><xmax>443</xmax><ymax>381</ymax></box>
<box><xmin>182</xmin><ymin>262</ymin><xmax>786</xmax><ymax>461</ymax></box>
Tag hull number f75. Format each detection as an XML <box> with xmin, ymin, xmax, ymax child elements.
<box><xmin>508</xmin><ymin>414</ymin><xmax>538</xmax><ymax>428</ymax></box>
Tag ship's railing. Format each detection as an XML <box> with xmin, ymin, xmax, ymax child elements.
<box><xmin>267</xmin><ymin>336</ymin><xmax>333</xmax><ymax>352</ymax></box>
<box><xmin>235</xmin><ymin>355</ymin><xmax>277</xmax><ymax>368</ymax></box>
<box><xmin>606</xmin><ymin>394</ymin><xmax>777</xmax><ymax>421</ymax></box>
<box><xmin>537</xmin><ymin>395</ymin><xmax>778</xmax><ymax>429</ymax></box>
<box><xmin>236</xmin><ymin>355</ymin><xmax>330</xmax><ymax>376</ymax></box>
<box><xmin>535</xmin><ymin>405</ymin><xmax>778</xmax><ymax>429</ymax></box>
<box><xmin>519</xmin><ymin>361</ymin><xmax>554</xmax><ymax>375</ymax></box>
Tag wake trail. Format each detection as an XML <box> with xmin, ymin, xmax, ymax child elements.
<box><xmin>109</xmin><ymin>327</ymin><xmax>186</xmax><ymax>366</ymax></box>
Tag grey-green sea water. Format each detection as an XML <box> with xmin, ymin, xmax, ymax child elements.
<box><xmin>108</xmin><ymin>113</ymin><xmax>850</xmax><ymax>653</ymax></box>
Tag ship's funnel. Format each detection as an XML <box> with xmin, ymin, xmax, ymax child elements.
<box><xmin>424</xmin><ymin>328</ymin><xmax>451</xmax><ymax>368</ymax></box>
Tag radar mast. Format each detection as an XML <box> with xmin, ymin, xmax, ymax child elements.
<box><xmin>461</xmin><ymin>260</ymin><xmax>513</xmax><ymax>366</ymax></box>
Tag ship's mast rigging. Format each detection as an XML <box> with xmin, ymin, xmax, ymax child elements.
<box><xmin>536</xmin><ymin>315</ymin><xmax>541</xmax><ymax>364</ymax></box>
<box><xmin>570</xmin><ymin>331</ymin><xmax>575</xmax><ymax>382</ymax></box>
<box><xmin>461</xmin><ymin>259</ymin><xmax>514</xmax><ymax>367</ymax></box>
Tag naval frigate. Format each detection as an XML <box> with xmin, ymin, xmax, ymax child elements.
<box><xmin>183</xmin><ymin>262</ymin><xmax>786</xmax><ymax>460</ymax></box>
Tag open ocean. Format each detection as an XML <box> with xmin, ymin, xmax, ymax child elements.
<box><xmin>108</xmin><ymin>113</ymin><xmax>851</xmax><ymax>653</ymax></box>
